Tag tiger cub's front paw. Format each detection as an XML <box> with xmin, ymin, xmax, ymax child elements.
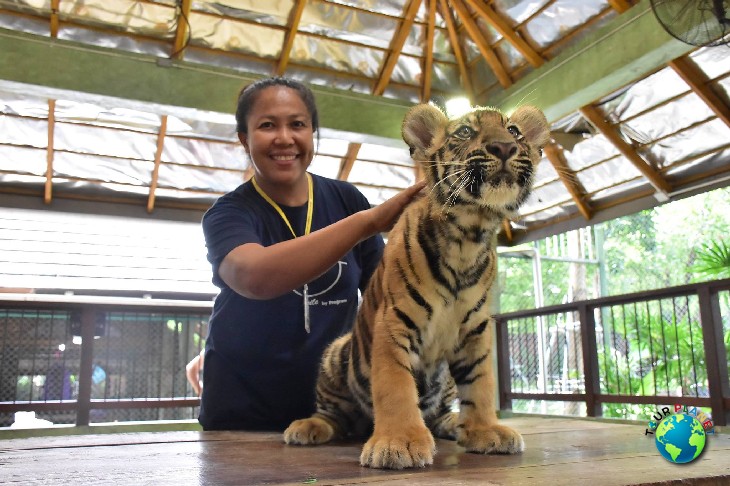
<box><xmin>458</xmin><ymin>423</ymin><xmax>524</xmax><ymax>454</ymax></box>
<box><xmin>283</xmin><ymin>416</ymin><xmax>335</xmax><ymax>445</ymax></box>
<box><xmin>359</xmin><ymin>426</ymin><xmax>435</xmax><ymax>469</ymax></box>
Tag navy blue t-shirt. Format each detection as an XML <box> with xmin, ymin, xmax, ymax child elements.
<box><xmin>199</xmin><ymin>173</ymin><xmax>384</xmax><ymax>431</ymax></box>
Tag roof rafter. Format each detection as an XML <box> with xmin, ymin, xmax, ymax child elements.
<box><xmin>543</xmin><ymin>142</ymin><xmax>592</xmax><ymax>220</ymax></box>
<box><xmin>338</xmin><ymin>143</ymin><xmax>361</xmax><ymax>181</ymax></box>
<box><xmin>171</xmin><ymin>0</ymin><xmax>192</xmax><ymax>60</ymax></box>
<box><xmin>437</xmin><ymin>0</ymin><xmax>474</xmax><ymax>101</ymax></box>
<box><xmin>421</xmin><ymin>0</ymin><xmax>437</xmax><ymax>102</ymax></box>
<box><xmin>492</xmin><ymin>1</ymin><xmax>695</xmax><ymax>122</ymax></box>
<box><xmin>275</xmin><ymin>0</ymin><xmax>307</xmax><ymax>76</ymax></box>
<box><xmin>449</xmin><ymin>0</ymin><xmax>512</xmax><ymax>88</ymax></box>
<box><xmin>147</xmin><ymin>115</ymin><xmax>168</xmax><ymax>213</ymax></box>
<box><xmin>502</xmin><ymin>219</ymin><xmax>513</xmax><ymax>242</ymax></box>
<box><xmin>44</xmin><ymin>99</ymin><xmax>55</xmax><ymax>205</ymax></box>
<box><xmin>669</xmin><ymin>56</ymin><xmax>730</xmax><ymax>129</ymax></box>
<box><xmin>365</xmin><ymin>0</ymin><xmax>422</xmax><ymax>186</ymax></box>
<box><xmin>462</xmin><ymin>0</ymin><xmax>544</xmax><ymax>67</ymax></box>
<box><xmin>607</xmin><ymin>0</ymin><xmax>633</xmax><ymax>13</ymax></box>
<box><xmin>580</xmin><ymin>105</ymin><xmax>671</xmax><ymax>196</ymax></box>
<box><xmin>49</xmin><ymin>0</ymin><xmax>60</xmax><ymax>38</ymax></box>
<box><xmin>373</xmin><ymin>0</ymin><xmax>423</xmax><ymax>96</ymax></box>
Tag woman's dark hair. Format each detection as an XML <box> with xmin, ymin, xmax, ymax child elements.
<box><xmin>235</xmin><ymin>77</ymin><xmax>319</xmax><ymax>135</ymax></box>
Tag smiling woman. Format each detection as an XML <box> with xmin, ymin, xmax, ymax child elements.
<box><xmin>198</xmin><ymin>76</ymin><xmax>425</xmax><ymax>431</ymax></box>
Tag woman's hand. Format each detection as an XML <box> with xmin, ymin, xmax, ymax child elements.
<box><xmin>363</xmin><ymin>180</ymin><xmax>426</xmax><ymax>234</ymax></box>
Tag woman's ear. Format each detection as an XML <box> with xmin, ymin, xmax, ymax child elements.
<box><xmin>237</xmin><ymin>132</ymin><xmax>249</xmax><ymax>152</ymax></box>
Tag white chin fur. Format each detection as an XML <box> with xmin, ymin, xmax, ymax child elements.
<box><xmin>477</xmin><ymin>184</ymin><xmax>521</xmax><ymax>208</ymax></box>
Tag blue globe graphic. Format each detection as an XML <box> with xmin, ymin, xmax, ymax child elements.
<box><xmin>654</xmin><ymin>413</ymin><xmax>706</xmax><ymax>464</ymax></box>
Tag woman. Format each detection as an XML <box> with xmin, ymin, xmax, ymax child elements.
<box><xmin>199</xmin><ymin>77</ymin><xmax>424</xmax><ymax>431</ymax></box>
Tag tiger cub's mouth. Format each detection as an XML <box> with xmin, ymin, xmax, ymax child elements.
<box><xmin>466</xmin><ymin>172</ymin><xmax>517</xmax><ymax>198</ymax></box>
<box><xmin>463</xmin><ymin>157</ymin><xmax>520</xmax><ymax>198</ymax></box>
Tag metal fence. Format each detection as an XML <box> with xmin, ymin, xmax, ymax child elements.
<box><xmin>496</xmin><ymin>278</ymin><xmax>730</xmax><ymax>425</ymax></box>
<box><xmin>0</xmin><ymin>295</ymin><xmax>210</xmax><ymax>427</ymax></box>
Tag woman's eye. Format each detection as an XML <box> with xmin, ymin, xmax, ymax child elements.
<box><xmin>455</xmin><ymin>126</ymin><xmax>474</xmax><ymax>138</ymax></box>
<box><xmin>508</xmin><ymin>125</ymin><xmax>523</xmax><ymax>139</ymax></box>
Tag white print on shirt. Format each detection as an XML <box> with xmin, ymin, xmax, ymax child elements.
<box><xmin>293</xmin><ymin>261</ymin><xmax>349</xmax><ymax>307</ymax></box>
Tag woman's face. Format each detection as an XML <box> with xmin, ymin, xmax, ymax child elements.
<box><xmin>239</xmin><ymin>86</ymin><xmax>315</xmax><ymax>187</ymax></box>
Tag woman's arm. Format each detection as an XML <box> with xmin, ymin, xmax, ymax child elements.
<box><xmin>185</xmin><ymin>350</ymin><xmax>204</xmax><ymax>397</ymax></box>
<box><xmin>219</xmin><ymin>181</ymin><xmax>425</xmax><ymax>300</ymax></box>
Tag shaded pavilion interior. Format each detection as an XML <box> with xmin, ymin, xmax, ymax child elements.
<box><xmin>0</xmin><ymin>2</ymin><xmax>729</xmax><ymax>484</ymax></box>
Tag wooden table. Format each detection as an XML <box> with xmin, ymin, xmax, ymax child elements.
<box><xmin>1</xmin><ymin>417</ymin><xmax>728</xmax><ymax>485</ymax></box>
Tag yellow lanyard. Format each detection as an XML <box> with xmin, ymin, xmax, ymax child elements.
<box><xmin>250</xmin><ymin>172</ymin><xmax>314</xmax><ymax>333</ymax></box>
<box><xmin>251</xmin><ymin>172</ymin><xmax>313</xmax><ymax>238</ymax></box>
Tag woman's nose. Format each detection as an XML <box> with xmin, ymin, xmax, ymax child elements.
<box><xmin>274</xmin><ymin>127</ymin><xmax>294</xmax><ymax>144</ymax></box>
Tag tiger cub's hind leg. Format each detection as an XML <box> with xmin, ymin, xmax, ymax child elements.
<box><xmin>426</xmin><ymin>377</ymin><xmax>459</xmax><ymax>441</ymax></box>
<box><xmin>429</xmin><ymin>409</ymin><xmax>459</xmax><ymax>441</ymax></box>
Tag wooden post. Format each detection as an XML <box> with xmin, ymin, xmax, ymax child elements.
<box><xmin>697</xmin><ymin>285</ymin><xmax>730</xmax><ymax>426</ymax></box>
<box><xmin>75</xmin><ymin>307</ymin><xmax>96</xmax><ymax>426</ymax></box>
<box><xmin>579</xmin><ymin>302</ymin><xmax>601</xmax><ymax>417</ymax></box>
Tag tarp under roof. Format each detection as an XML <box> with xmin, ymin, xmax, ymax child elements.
<box><xmin>0</xmin><ymin>0</ymin><xmax>729</xmax><ymax>245</ymax></box>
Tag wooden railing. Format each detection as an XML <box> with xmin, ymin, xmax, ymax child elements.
<box><xmin>1</xmin><ymin>279</ymin><xmax>728</xmax><ymax>429</ymax></box>
<box><xmin>495</xmin><ymin>278</ymin><xmax>730</xmax><ymax>426</ymax></box>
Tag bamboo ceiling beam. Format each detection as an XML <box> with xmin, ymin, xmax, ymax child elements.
<box><xmin>275</xmin><ymin>0</ymin><xmax>306</xmax><ymax>76</ymax></box>
<box><xmin>368</xmin><ymin>0</ymin><xmax>423</xmax><ymax>181</ymax></box>
<box><xmin>607</xmin><ymin>0</ymin><xmax>633</xmax><ymax>13</ymax></box>
<box><xmin>147</xmin><ymin>115</ymin><xmax>168</xmax><ymax>213</ymax></box>
<box><xmin>580</xmin><ymin>105</ymin><xmax>671</xmax><ymax>196</ymax></box>
<box><xmin>669</xmin><ymin>56</ymin><xmax>730</xmax><ymax>129</ymax></box>
<box><xmin>492</xmin><ymin>2</ymin><xmax>697</xmax><ymax>123</ymax></box>
<box><xmin>450</xmin><ymin>0</ymin><xmax>512</xmax><ymax>88</ymax></box>
<box><xmin>338</xmin><ymin>143</ymin><xmax>362</xmax><ymax>181</ymax></box>
<box><xmin>49</xmin><ymin>0</ymin><xmax>60</xmax><ymax>38</ymax></box>
<box><xmin>373</xmin><ymin>0</ymin><xmax>423</xmax><ymax>96</ymax></box>
<box><xmin>44</xmin><ymin>99</ymin><xmax>55</xmax><ymax>205</ymax></box>
<box><xmin>421</xmin><ymin>0</ymin><xmax>436</xmax><ymax>102</ymax></box>
<box><xmin>438</xmin><ymin>0</ymin><xmax>474</xmax><ymax>101</ymax></box>
<box><xmin>171</xmin><ymin>0</ymin><xmax>192</xmax><ymax>60</ymax></box>
<box><xmin>502</xmin><ymin>219</ymin><xmax>513</xmax><ymax>242</ymax></box>
<box><xmin>543</xmin><ymin>142</ymin><xmax>592</xmax><ymax>220</ymax></box>
<box><xmin>462</xmin><ymin>0</ymin><xmax>544</xmax><ymax>67</ymax></box>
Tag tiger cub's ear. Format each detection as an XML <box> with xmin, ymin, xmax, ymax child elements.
<box><xmin>508</xmin><ymin>106</ymin><xmax>551</xmax><ymax>150</ymax></box>
<box><xmin>402</xmin><ymin>103</ymin><xmax>449</xmax><ymax>155</ymax></box>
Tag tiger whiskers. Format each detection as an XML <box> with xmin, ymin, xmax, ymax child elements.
<box><xmin>430</xmin><ymin>168</ymin><xmax>470</xmax><ymax>196</ymax></box>
<box><xmin>417</xmin><ymin>159</ymin><xmax>470</xmax><ymax>168</ymax></box>
<box><xmin>441</xmin><ymin>170</ymin><xmax>473</xmax><ymax>213</ymax></box>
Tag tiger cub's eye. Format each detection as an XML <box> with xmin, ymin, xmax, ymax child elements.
<box><xmin>507</xmin><ymin>125</ymin><xmax>523</xmax><ymax>139</ymax></box>
<box><xmin>454</xmin><ymin>125</ymin><xmax>475</xmax><ymax>138</ymax></box>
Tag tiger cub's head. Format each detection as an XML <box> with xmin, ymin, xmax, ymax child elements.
<box><xmin>402</xmin><ymin>103</ymin><xmax>550</xmax><ymax>215</ymax></box>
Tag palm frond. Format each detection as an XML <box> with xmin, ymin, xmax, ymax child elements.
<box><xmin>693</xmin><ymin>239</ymin><xmax>730</xmax><ymax>278</ymax></box>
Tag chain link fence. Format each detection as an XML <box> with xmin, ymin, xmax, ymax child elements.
<box><xmin>0</xmin><ymin>301</ymin><xmax>208</xmax><ymax>427</ymax></box>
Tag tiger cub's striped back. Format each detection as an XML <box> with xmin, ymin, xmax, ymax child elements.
<box><xmin>285</xmin><ymin>103</ymin><xmax>550</xmax><ymax>470</ymax></box>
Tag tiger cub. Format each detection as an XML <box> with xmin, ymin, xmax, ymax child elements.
<box><xmin>284</xmin><ymin>103</ymin><xmax>550</xmax><ymax>469</ymax></box>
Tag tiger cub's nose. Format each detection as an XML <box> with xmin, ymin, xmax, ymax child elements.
<box><xmin>486</xmin><ymin>141</ymin><xmax>518</xmax><ymax>162</ymax></box>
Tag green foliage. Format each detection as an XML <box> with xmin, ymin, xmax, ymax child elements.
<box><xmin>500</xmin><ymin>187</ymin><xmax>730</xmax><ymax>420</ymax></box>
<box><xmin>692</xmin><ymin>239</ymin><xmax>730</xmax><ymax>280</ymax></box>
